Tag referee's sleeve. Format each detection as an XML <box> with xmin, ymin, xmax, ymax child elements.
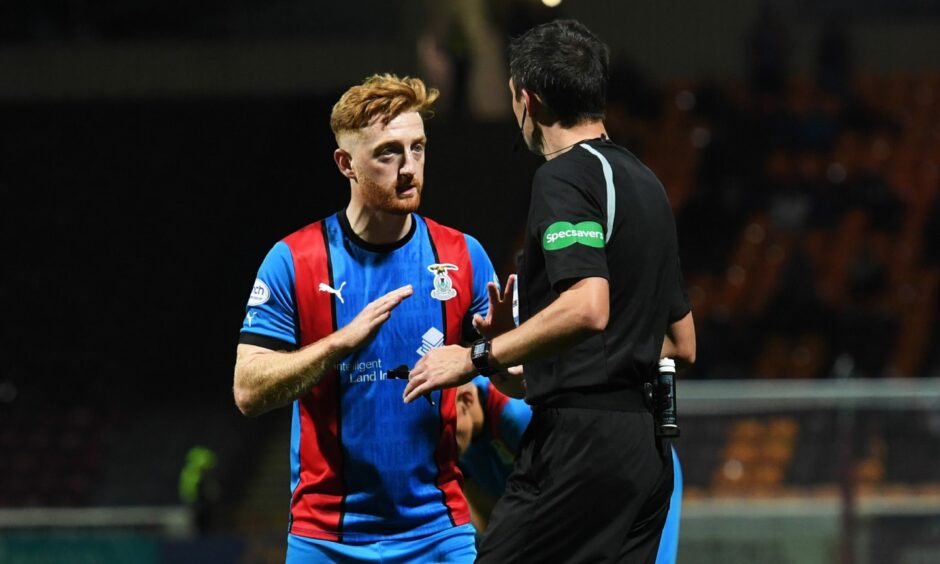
<box><xmin>530</xmin><ymin>166</ymin><xmax>609</xmax><ymax>289</ymax></box>
<box><xmin>668</xmin><ymin>257</ymin><xmax>691</xmax><ymax>323</ymax></box>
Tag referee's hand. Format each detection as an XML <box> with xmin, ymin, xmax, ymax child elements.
<box><xmin>403</xmin><ymin>345</ymin><xmax>474</xmax><ymax>404</ymax></box>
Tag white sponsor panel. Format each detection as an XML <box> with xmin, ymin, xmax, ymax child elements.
<box><xmin>417</xmin><ymin>327</ymin><xmax>445</xmax><ymax>357</ymax></box>
<box><xmin>247</xmin><ymin>279</ymin><xmax>270</xmax><ymax>306</ymax></box>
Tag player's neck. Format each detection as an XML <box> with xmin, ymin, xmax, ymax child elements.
<box><xmin>539</xmin><ymin>120</ymin><xmax>608</xmax><ymax>161</ymax></box>
<box><xmin>344</xmin><ymin>203</ymin><xmax>413</xmax><ymax>245</ymax></box>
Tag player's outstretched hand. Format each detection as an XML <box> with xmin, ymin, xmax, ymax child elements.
<box><xmin>403</xmin><ymin>345</ymin><xmax>474</xmax><ymax>404</ymax></box>
<box><xmin>336</xmin><ymin>285</ymin><xmax>413</xmax><ymax>351</ymax></box>
<box><xmin>472</xmin><ymin>274</ymin><xmax>516</xmax><ymax>339</ymax></box>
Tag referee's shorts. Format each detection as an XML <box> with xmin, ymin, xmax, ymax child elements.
<box><xmin>477</xmin><ymin>402</ymin><xmax>674</xmax><ymax>563</ymax></box>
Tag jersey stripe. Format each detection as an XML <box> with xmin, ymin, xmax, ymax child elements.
<box><xmin>424</xmin><ymin>217</ymin><xmax>473</xmax><ymax>527</ymax></box>
<box><xmin>580</xmin><ymin>143</ymin><xmax>616</xmax><ymax>243</ymax></box>
<box><xmin>283</xmin><ymin>221</ymin><xmax>346</xmax><ymax>541</ymax></box>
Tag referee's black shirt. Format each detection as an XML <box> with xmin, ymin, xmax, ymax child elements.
<box><xmin>518</xmin><ymin>137</ymin><xmax>690</xmax><ymax>407</ymax></box>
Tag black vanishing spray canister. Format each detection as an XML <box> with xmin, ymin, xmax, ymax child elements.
<box><xmin>656</xmin><ymin>358</ymin><xmax>679</xmax><ymax>438</ymax></box>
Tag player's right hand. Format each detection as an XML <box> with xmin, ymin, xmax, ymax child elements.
<box><xmin>336</xmin><ymin>285</ymin><xmax>413</xmax><ymax>351</ymax></box>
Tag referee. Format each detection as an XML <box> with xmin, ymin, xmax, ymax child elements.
<box><xmin>403</xmin><ymin>19</ymin><xmax>691</xmax><ymax>563</ymax></box>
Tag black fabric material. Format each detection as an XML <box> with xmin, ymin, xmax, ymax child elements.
<box><xmin>539</xmin><ymin>384</ymin><xmax>650</xmax><ymax>412</ymax></box>
<box><xmin>477</xmin><ymin>407</ymin><xmax>673</xmax><ymax>563</ymax></box>
<box><xmin>335</xmin><ymin>207</ymin><xmax>417</xmax><ymax>253</ymax></box>
<box><xmin>237</xmin><ymin>332</ymin><xmax>296</xmax><ymax>352</ymax></box>
<box><xmin>518</xmin><ymin>138</ymin><xmax>689</xmax><ymax>405</ymax></box>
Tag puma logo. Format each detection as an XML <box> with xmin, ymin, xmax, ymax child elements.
<box><xmin>318</xmin><ymin>281</ymin><xmax>346</xmax><ymax>304</ymax></box>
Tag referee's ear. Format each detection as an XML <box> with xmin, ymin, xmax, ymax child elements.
<box><xmin>522</xmin><ymin>89</ymin><xmax>543</xmax><ymax>119</ymax></box>
<box><xmin>334</xmin><ymin>148</ymin><xmax>356</xmax><ymax>181</ymax></box>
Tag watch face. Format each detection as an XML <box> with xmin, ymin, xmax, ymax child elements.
<box><xmin>473</xmin><ymin>342</ymin><xmax>486</xmax><ymax>356</ymax></box>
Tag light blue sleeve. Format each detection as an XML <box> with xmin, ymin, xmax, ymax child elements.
<box><xmin>464</xmin><ymin>234</ymin><xmax>498</xmax><ymax>323</ymax></box>
<box><xmin>240</xmin><ymin>241</ymin><xmax>298</xmax><ymax>348</ymax></box>
<box><xmin>496</xmin><ymin>397</ymin><xmax>533</xmax><ymax>453</ymax></box>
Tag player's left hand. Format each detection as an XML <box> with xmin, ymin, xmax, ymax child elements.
<box><xmin>403</xmin><ymin>345</ymin><xmax>475</xmax><ymax>403</ymax></box>
<box><xmin>472</xmin><ymin>274</ymin><xmax>516</xmax><ymax>339</ymax></box>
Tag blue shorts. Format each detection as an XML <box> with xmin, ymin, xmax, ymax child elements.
<box><xmin>286</xmin><ymin>524</ymin><xmax>477</xmax><ymax>563</ymax></box>
<box><xmin>655</xmin><ymin>447</ymin><xmax>683</xmax><ymax>564</ymax></box>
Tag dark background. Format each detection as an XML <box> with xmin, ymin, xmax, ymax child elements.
<box><xmin>1</xmin><ymin>1</ymin><xmax>939</xmax><ymax>562</ymax></box>
<box><xmin>1</xmin><ymin>98</ymin><xmax>536</xmax><ymax>406</ymax></box>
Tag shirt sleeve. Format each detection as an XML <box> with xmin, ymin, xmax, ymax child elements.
<box><xmin>668</xmin><ymin>257</ymin><xmax>692</xmax><ymax>323</ymax></box>
<box><xmin>495</xmin><ymin>395</ymin><xmax>533</xmax><ymax>453</ymax></box>
<box><xmin>238</xmin><ymin>241</ymin><xmax>298</xmax><ymax>351</ymax></box>
<box><xmin>463</xmin><ymin>233</ymin><xmax>499</xmax><ymax>341</ymax></box>
<box><xmin>530</xmin><ymin>164</ymin><xmax>609</xmax><ymax>289</ymax></box>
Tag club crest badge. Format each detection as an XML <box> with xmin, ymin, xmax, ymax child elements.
<box><xmin>427</xmin><ymin>263</ymin><xmax>459</xmax><ymax>301</ymax></box>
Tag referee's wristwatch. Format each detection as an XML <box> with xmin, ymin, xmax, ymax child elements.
<box><xmin>470</xmin><ymin>338</ymin><xmax>497</xmax><ymax>376</ymax></box>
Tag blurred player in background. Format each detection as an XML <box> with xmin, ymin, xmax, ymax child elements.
<box><xmin>403</xmin><ymin>19</ymin><xmax>693</xmax><ymax>563</ymax></box>
<box><xmin>454</xmin><ymin>376</ymin><xmax>531</xmax><ymax>533</ymax></box>
<box><xmin>233</xmin><ymin>74</ymin><xmax>499</xmax><ymax>563</ymax></box>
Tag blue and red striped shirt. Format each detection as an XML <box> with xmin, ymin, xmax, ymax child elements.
<box><xmin>240</xmin><ymin>211</ymin><xmax>496</xmax><ymax>542</ymax></box>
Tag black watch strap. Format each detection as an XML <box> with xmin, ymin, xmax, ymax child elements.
<box><xmin>470</xmin><ymin>338</ymin><xmax>496</xmax><ymax>376</ymax></box>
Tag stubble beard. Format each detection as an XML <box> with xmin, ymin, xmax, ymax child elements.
<box><xmin>359</xmin><ymin>175</ymin><xmax>423</xmax><ymax>215</ymax></box>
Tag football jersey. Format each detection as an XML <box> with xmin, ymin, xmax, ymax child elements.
<box><xmin>239</xmin><ymin>211</ymin><xmax>496</xmax><ymax>543</ymax></box>
<box><xmin>459</xmin><ymin>376</ymin><xmax>533</xmax><ymax>498</ymax></box>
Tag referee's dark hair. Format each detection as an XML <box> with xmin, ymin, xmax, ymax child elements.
<box><xmin>508</xmin><ymin>19</ymin><xmax>610</xmax><ymax>127</ymax></box>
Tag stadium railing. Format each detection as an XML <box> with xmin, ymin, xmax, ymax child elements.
<box><xmin>677</xmin><ymin>377</ymin><xmax>940</xmax><ymax>564</ymax></box>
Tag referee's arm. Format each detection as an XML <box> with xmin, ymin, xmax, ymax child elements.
<box><xmin>488</xmin><ymin>276</ymin><xmax>609</xmax><ymax>370</ymax></box>
<box><xmin>402</xmin><ymin>277</ymin><xmax>608</xmax><ymax>404</ymax></box>
<box><xmin>661</xmin><ymin>311</ymin><xmax>696</xmax><ymax>366</ymax></box>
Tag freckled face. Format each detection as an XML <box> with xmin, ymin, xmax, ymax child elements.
<box><xmin>348</xmin><ymin>112</ymin><xmax>427</xmax><ymax>214</ymax></box>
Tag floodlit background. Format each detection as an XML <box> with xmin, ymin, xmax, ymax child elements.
<box><xmin>2</xmin><ymin>1</ymin><xmax>939</xmax><ymax>562</ymax></box>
